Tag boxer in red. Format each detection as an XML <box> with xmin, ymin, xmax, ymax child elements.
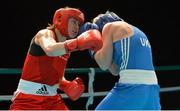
<box><xmin>9</xmin><ymin>7</ymin><xmax>102</xmax><ymax>110</ymax></box>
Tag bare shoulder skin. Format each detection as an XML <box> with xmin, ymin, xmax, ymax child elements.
<box><xmin>35</xmin><ymin>29</ymin><xmax>67</xmax><ymax>56</ymax></box>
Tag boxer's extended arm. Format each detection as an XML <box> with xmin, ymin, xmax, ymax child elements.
<box><xmin>35</xmin><ymin>29</ymin><xmax>67</xmax><ymax>56</ymax></box>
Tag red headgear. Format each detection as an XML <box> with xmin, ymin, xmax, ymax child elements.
<box><xmin>53</xmin><ymin>8</ymin><xmax>84</xmax><ymax>37</ymax></box>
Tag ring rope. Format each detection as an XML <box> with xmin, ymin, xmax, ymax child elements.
<box><xmin>1</xmin><ymin>86</ymin><xmax>180</xmax><ymax>101</ymax></box>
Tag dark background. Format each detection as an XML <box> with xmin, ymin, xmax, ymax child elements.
<box><xmin>0</xmin><ymin>0</ymin><xmax>180</xmax><ymax>68</ymax></box>
<box><xmin>0</xmin><ymin>0</ymin><xmax>180</xmax><ymax>110</ymax></box>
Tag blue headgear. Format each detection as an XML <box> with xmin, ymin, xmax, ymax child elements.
<box><xmin>94</xmin><ymin>11</ymin><xmax>123</xmax><ymax>32</ymax></box>
<box><xmin>79</xmin><ymin>22</ymin><xmax>99</xmax><ymax>35</ymax></box>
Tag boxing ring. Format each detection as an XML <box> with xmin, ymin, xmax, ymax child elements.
<box><xmin>0</xmin><ymin>66</ymin><xmax>180</xmax><ymax>110</ymax></box>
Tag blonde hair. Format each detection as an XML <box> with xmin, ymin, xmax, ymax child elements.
<box><xmin>46</xmin><ymin>23</ymin><xmax>55</xmax><ymax>30</ymax></box>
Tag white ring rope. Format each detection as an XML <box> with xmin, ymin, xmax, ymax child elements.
<box><xmin>1</xmin><ymin>86</ymin><xmax>180</xmax><ymax>101</ymax></box>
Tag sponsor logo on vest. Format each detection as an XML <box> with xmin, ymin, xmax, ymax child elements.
<box><xmin>36</xmin><ymin>85</ymin><xmax>49</xmax><ymax>95</ymax></box>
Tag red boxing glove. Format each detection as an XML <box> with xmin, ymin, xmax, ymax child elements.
<box><xmin>64</xmin><ymin>29</ymin><xmax>102</xmax><ymax>53</ymax></box>
<box><xmin>59</xmin><ymin>77</ymin><xmax>85</xmax><ymax>101</ymax></box>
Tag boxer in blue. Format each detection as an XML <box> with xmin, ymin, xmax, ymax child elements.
<box><xmin>80</xmin><ymin>11</ymin><xmax>161</xmax><ymax>110</ymax></box>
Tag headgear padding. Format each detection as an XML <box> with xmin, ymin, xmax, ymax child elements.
<box><xmin>79</xmin><ymin>22</ymin><xmax>99</xmax><ymax>35</ymax></box>
<box><xmin>95</xmin><ymin>11</ymin><xmax>123</xmax><ymax>32</ymax></box>
<box><xmin>53</xmin><ymin>8</ymin><xmax>84</xmax><ymax>37</ymax></box>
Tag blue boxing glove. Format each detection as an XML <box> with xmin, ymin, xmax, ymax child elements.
<box><xmin>79</xmin><ymin>22</ymin><xmax>99</xmax><ymax>35</ymax></box>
